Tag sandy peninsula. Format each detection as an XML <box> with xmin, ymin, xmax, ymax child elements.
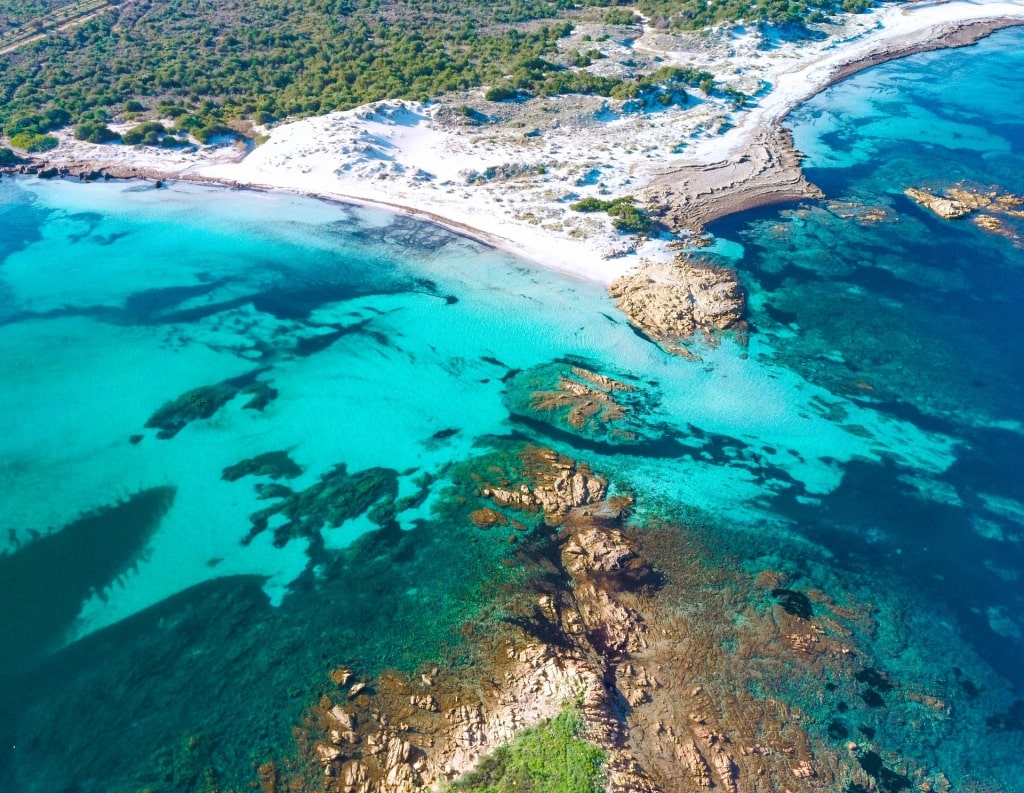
<box><xmin>9</xmin><ymin>0</ymin><xmax>1024</xmax><ymax>285</ymax></box>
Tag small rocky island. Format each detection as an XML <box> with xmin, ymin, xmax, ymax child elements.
<box><xmin>609</xmin><ymin>257</ymin><xmax>747</xmax><ymax>357</ymax></box>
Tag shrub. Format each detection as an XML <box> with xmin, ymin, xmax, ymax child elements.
<box><xmin>570</xmin><ymin>195</ymin><xmax>653</xmax><ymax>235</ymax></box>
<box><xmin>74</xmin><ymin>121</ymin><xmax>119</xmax><ymax>143</ymax></box>
<box><xmin>122</xmin><ymin>121</ymin><xmax>166</xmax><ymax>145</ymax></box>
<box><xmin>570</xmin><ymin>196</ymin><xmax>610</xmax><ymax>212</ymax></box>
<box><xmin>608</xmin><ymin>202</ymin><xmax>653</xmax><ymax>234</ymax></box>
<box><xmin>192</xmin><ymin>123</ymin><xmax>234</xmax><ymax>143</ymax></box>
<box><xmin>0</xmin><ymin>147</ymin><xmax>17</xmax><ymax>164</ymax></box>
<box><xmin>9</xmin><ymin>132</ymin><xmax>59</xmax><ymax>152</ymax></box>
<box><xmin>452</xmin><ymin>708</ymin><xmax>605</xmax><ymax>793</ymax></box>
<box><xmin>484</xmin><ymin>84</ymin><xmax>518</xmax><ymax>102</ymax></box>
<box><xmin>604</xmin><ymin>7</ymin><xmax>636</xmax><ymax>24</ymax></box>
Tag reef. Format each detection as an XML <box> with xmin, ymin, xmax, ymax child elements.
<box><xmin>258</xmin><ymin>444</ymin><xmax>1002</xmax><ymax>793</ymax></box>
<box><xmin>505</xmin><ymin>360</ymin><xmax>661</xmax><ymax>446</ymax></box>
<box><xmin>609</xmin><ymin>257</ymin><xmax>746</xmax><ymax>358</ymax></box>
<box><xmin>242</xmin><ymin>462</ymin><xmax>399</xmax><ymax>547</ymax></box>
<box><xmin>144</xmin><ymin>370</ymin><xmax>278</xmax><ymax>439</ymax></box>
<box><xmin>905</xmin><ymin>184</ymin><xmax>1024</xmax><ymax>246</ymax></box>
<box><xmin>221</xmin><ymin>450</ymin><xmax>303</xmax><ymax>482</ymax></box>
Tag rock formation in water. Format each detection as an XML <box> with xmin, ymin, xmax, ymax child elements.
<box><xmin>905</xmin><ymin>184</ymin><xmax>1024</xmax><ymax>245</ymax></box>
<box><xmin>609</xmin><ymin>258</ymin><xmax>746</xmax><ymax>357</ymax></box>
<box><xmin>640</xmin><ymin>127</ymin><xmax>823</xmax><ymax>234</ymax></box>
<box><xmin>259</xmin><ymin>444</ymin><xmax>999</xmax><ymax>793</ymax></box>
<box><xmin>505</xmin><ymin>360</ymin><xmax>671</xmax><ymax>449</ymax></box>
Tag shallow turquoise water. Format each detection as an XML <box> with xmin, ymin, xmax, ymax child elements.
<box><xmin>2</xmin><ymin>26</ymin><xmax>1024</xmax><ymax>793</ymax></box>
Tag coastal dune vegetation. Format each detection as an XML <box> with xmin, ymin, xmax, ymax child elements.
<box><xmin>0</xmin><ymin>0</ymin><xmax>887</xmax><ymax>147</ymax></box>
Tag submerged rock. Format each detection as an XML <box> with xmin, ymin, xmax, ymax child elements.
<box><xmin>244</xmin><ymin>462</ymin><xmax>399</xmax><ymax>547</ymax></box>
<box><xmin>144</xmin><ymin>370</ymin><xmax>277</xmax><ymax>439</ymax></box>
<box><xmin>609</xmin><ymin>258</ymin><xmax>746</xmax><ymax>358</ymax></box>
<box><xmin>221</xmin><ymin>450</ymin><xmax>303</xmax><ymax>482</ymax></box>
<box><xmin>506</xmin><ymin>359</ymin><xmax>663</xmax><ymax>447</ymax></box>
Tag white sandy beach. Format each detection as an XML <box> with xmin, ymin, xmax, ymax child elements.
<box><xmin>26</xmin><ymin>0</ymin><xmax>1024</xmax><ymax>284</ymax></box>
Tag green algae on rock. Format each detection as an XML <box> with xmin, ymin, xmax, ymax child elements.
<box><xmin>221</xmin><ymin>450</ymin><xmax>303</xmax><ymax>482</ymax></box>
<box><xmin>243</xmin><ymin>463</ymin><xmax>400</xmax><ymax>547</ymax></box>
<box><xmin>505</xmin><ymin>360</ymin><xmax>663</xmax><ymax>447</ymax></box>
<box><xmin>144</xmin><ymin>369</ymin><xmax>278</xmax><ymax>439</ymax></box>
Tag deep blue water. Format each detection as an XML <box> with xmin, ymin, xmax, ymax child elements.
<box><xmin>1</xmin><ymin>25</ymin><xmax>1024</xmax><ymax>793</ymax></box>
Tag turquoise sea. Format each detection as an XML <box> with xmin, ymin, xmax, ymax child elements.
<box><xmin>2</xmin><ymin>25</ymin><xmax>1023</xmax><ymax>793</ymax></box>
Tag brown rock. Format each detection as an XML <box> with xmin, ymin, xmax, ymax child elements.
<box><xmin>468</xmin><ymin>507</ymin><xmax>509</xmax><ymax>529</ymax></box>
<box><xmin>904</xmin><ymin>187</ymin><xmax>970</xmax><ymax>219</ymax></box>
<box><xmin>609</xmin><ymin>259</ymin><xmax>745</xmax><ymax>357</ymax></box>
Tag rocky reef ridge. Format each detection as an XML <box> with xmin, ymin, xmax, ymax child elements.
<box><xmin>905</xmin><ymin>184</ymin><xmax>1024</xmax><ymax>246</ymax></box>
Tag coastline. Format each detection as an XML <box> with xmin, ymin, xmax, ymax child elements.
<box><xmin>5</xmin><ymin>1</ymin><xmax>1024</xmax><ymax>284</ymax></box>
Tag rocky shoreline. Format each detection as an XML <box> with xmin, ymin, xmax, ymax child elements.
<box><xmin>641</xmin><ymin>126</ymin><xmax>823</xmax><ymax>234</ymax></box>
<box><xmin>258</xmin><ymin>443</ymin><xmax>979</xmax><ymax>793</ymax></box>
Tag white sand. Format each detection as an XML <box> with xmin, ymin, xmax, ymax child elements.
<box><xmin>33</xmin><ymin>0</ymin><xmax>1024</xmax><ymax>283</ymax></box>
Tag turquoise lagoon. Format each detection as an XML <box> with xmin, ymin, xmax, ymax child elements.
<box><xmin>2</xmin><ymin>26</ymin><xmax>1024</xmax><ymax>793</ymax></box>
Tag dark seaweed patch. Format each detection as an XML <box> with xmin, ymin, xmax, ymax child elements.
<box><xmin>860</xmin><ymin>689</ymin><xmax>885</xmax><ymax>708</ymax></box>
<box><xmin>857</xmin><ymin>750</ymin><xmax>911</xmax><ymax>792</ymax></box>
<box><xmin>986</xmin><ymin>699</ymin><xmax>1024</xmax><ymax>731</ymax></box>
<box><xmin>771</xmin><ymin>588</ymin><xmax>813</xmax><ymax>620</ymax></box>
<box><xmin>222</xmin><ymin>451</ymin><xmax>302</xmax><ymax>482</ymax></box>
<box><xmin>0</xmin><ymin>487</ymin><xmax>175</xmax><ymax>678</ymax></box>
<box><xmin>244</xmin><ymin>463</ymin><xmax>399</xmax><ymax>549</ymax></box>
<box><xmin>144</xmin><ymin>369</ymin><xmax>273</xmax><ymax>438</ymax></box>
<box><xmin>827</xmin><ymin>719</ymin><xmax>848</xmax><ymax>739</ymax></box>
<box><xmin>953</xmin><ymin>667</ymin><xmax>980</xmax><ymax>699</ymax></box>
<box><xmin>855</xmin><ymin>667</ymin><xmax>894</xmax><ymax>692</ymax></box>
<box><xmin>858</xmin><ymin>725</ymin><xmax>875</xmax><ymax>739</ymax></box>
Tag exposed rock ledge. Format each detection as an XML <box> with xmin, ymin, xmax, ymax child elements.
<box><xmin>609</xmin><ymin>258</ymin><xmax>746</xmax><ymax>357</ymax></box>
<box><xmin>640</xmin><ymin>127</ymin><xmax>823</xmax><ymax>234</ymax></box>
<box><xmin>296</xmin><ymin>449</ymin><xmax>666</xmax><ymax>793</ymax></box>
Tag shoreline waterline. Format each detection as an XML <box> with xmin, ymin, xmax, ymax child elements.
<box><xmin>4</xmin><ymin>3</ymin><xmax>1023</xmax><ymax>285</ymax></box>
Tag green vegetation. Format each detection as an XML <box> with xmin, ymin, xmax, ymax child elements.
<box><xmin>8</xmin><ymin>130</ymin><xmax>58</xmax><ymax>151</ymax></box>
<box><xmin>0</xmin><ymin>146</ymin><xmax>17</xmax><ymax>163</ymax></box>
<box><xmin>0</xmin><ymin>0</ymin><xmax>898</xmax><ymax>145</ymax></box>
<box><xmin>121</xmin><ymin>120</ymin><xmax>166</xmax><ymax>145</ymax></box>
<box><xmin>571</xmin><ymin>195</ymin><xmax>654</xmax><ymax>235</ymax></box>
<box><xmin>451</xmin><ymin>708</ymin><xmax>606</xmax><ymax>793</ymax></box>
<box><xmin>1</xmin><ymin>107</ymin><xmax>67</xmax><ymax>150</ymax></box>
<box><xmin>0</xmin><ymin>0</ymin><xmax>599</xmax><ymax>136</ymax></box>
<box><xmin>74</xmin><ymin>119</ymin><xmax>117</xmax><ymax>143</ymax></box>
<box><xmin>0</xmin><ymin>0</ymin><xmax>79</xmax><ymax>32</ymax></box>
<box><xmin>635</xmin><ymin>0</ymin><xmax>898</xmax><ymax>29</ymax></box>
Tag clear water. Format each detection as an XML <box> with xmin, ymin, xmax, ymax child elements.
<box><xmin>1</xmin><ymin>26</ymin><xmax>1023</xmax><ymax>793</ymax></box>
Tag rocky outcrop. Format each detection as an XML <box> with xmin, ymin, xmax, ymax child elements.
<box><xmin>294</xmin><ymin>447</ymin><xmax>666</xmax><ymax>793</ymax></box>
<box><xmin>505</xmin><ymin>360</ymin><xmax>666</xmax><ymax>449</ymax></box>
<box><xmin>905</xmin><ymin>184</ymin><xmax>1024</xmax><ymax>245</ymax></box>
<box><xmin>478</xmin><ymin>447</ymin><xmax>607</xmax><ymax>525</ymax></box>
<box><xmin>609</xmin><ymin>258</ymin><xmax>746</xmax><ymax>357</ymax></box>
<box><xmin>904</xmin><ymin>187</ymin><xmax>971</xmax><ymax>219</ymax></box>
<box><xmin>640</xmin><ymin>127</ymin><xmax>823</xmax><ymax>234</ymax></box>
